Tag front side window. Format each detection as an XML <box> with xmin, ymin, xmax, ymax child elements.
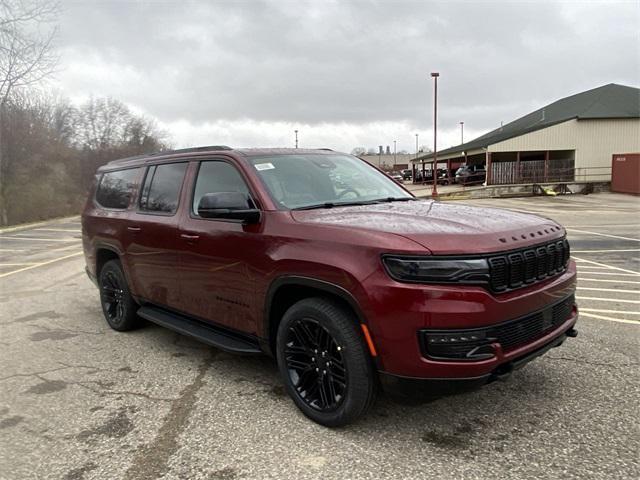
<box><xmin>249</xmin><ymin>154</ymin><xmax>412</xmax><ymax>210</ymax></box>
<box><xmin>139</xmin><ymin>163</ymin><xmax>188</xmax><ymax>213</ymax></box>
<box><xmin>95</xmin><ymin>168</ymin><xmax>141</xmax><ymax>209</ymax></box>
<box><xmin>192</xmin><ymin>161</ymin><xmax>251</xmax><ymax>215</ymax></box>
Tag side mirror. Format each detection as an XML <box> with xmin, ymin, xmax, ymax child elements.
<box><xmin>197</xmin><ymin>192</ymin><xmax>260</xmax><ymax>223</ymax></box>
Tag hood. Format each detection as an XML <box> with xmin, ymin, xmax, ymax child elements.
<box><xmin>290</xmin><ymin>200</ymin><xmax>565</xmax><ymax>255</ymax></box>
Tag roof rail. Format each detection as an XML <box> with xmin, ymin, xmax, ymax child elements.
<box><xmin>149</xmin><ymin>145</ymin><xmax>232</xmax><ymax>156</ymax></box>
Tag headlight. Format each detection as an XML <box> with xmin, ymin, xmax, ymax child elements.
<box><xmin>382</xmin><ymin>256</ymin><xmax>490</xmax><ymax>284</ymax></box>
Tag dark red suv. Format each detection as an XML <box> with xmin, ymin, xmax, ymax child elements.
<box><xmin>82</xmin><ymin>146</ymin><xmax>578</xmax><ymax>426</ymax></box>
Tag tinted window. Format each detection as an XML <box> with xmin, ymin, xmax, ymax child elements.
<box><xmin>95</xmin><ymin>168</ymin><xmax>141</xmax><ymax>209</ymax></box>
<box><xmin>192</xmin><ymin>161</ymin><xmax>250</xmax><ymax>215</ymax></box>
<box><xmin>139</xmin><ymin>163</ymin><xmax>187</xmax><ymax>213</ymax></box>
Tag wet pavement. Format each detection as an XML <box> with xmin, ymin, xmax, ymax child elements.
<box><xmin>0</xmin><ymin>193</ymin><xmax>638</xmax><ymax>480</ymax></box>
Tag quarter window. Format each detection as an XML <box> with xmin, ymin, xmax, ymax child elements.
<box><xmin>95</xmin><ymin>168</ymin><xmax>141</xmax><ymax>209</ymax></box>
<box><xmin>139</xmin><ymin>163</ymin><xmax>188</xmax><ymax>213</ymax></box>
<box><xmin>192</xmin><ymin>161</ymin><xmax>251</xmax><ymax>215</ymax></box>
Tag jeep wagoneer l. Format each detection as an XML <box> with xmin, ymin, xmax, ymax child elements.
<box><xmin>82</xmin><ymin>146</ymin><xmax>578</xmax><ymax>426</ymax></box>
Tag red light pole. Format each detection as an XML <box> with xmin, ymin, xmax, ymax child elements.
<box><xmin>431</xmin><ymin>72</ymin><xmax>439</xmax><ymax>198</ymax></box>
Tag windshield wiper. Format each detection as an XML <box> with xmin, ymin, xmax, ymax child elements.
<box><xmin>292</xmin><ymin>200</ymin><xmax>379</xmax><ymax>211</ymax></box>
<box><xmin>373</xmin><ymin>197</ymin><xmax>417</xmax><ymax>203</ymax></box>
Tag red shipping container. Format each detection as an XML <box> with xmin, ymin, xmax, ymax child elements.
<box><xmin>611</xmin><ymin>153</ymin><xmax>640</xmax><ymax>195</ymax></box>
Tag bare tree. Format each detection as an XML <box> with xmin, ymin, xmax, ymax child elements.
<box><xmin>0</xmin><ymin>0</ymin><xmax>59</xmax><ymax>224</ymax></box>
<box><xmin>74</xmin><ymin>97</ymin><xmax>169</xmax><ymax>187</ymax></box>
<box><xmin>75</xmin><ymin>97</ymin><xmax>132</xmax><ymax>151</ymax></box>
<box><xmin>0</xmin><ymin>0</ymin><xmax>58</xmax><ymax>104</ymax></box>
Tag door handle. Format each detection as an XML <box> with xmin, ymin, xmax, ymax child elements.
<box><xmin>180</xmin><ymin>233</ymin><xmax>200</xmax><ymax>242</ymax></box>
<box><xmin>127</xmin><ymin>226</ymin><xmax>142</xmax><ymax>232</ymax></box>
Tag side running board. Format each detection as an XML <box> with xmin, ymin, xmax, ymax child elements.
<box><xmin>137</xmin><ymin>306</ymin><xmax>262</xmax><ymax>355</ymax></box>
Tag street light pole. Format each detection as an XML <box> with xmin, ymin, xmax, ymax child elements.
<box><xmin>415</xmin><ymin>133</ymin><xmax>419</xmax><ymax>159</ymax></box>
<box><xmin>431</xmin><ymin>72</ymin><xmax>439</xmax><ymax>198</ymax></box>
<box><xmin>460</xmin><ymin>121</ymin><xmax>464</xmax><ymax>144</ymax></box>
<box><xmin>294</xmin><ymin>130</ymin><xmax>298</xmax><ymax>148</ymax></box>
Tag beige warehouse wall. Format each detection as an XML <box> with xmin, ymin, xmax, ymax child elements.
<box><xmin>573</xmin><ymin>118</ymin><xmax>640</xmax><ymax>180</ymax></box>
<box><xmin>489</xmin><ymin>119</ymin><xmax>580</xmax><ymax>152</ymax></box>
<box><xmin>489</xmin><ymin>118</ymin><xmax>640</xmax><ymax>181</ymax></box>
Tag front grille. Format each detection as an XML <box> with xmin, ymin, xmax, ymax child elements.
<box><xmin>488</xmin><ymin>239</ymin><xmax>570</xmax><ymax>292</ymax></box>
<box><xmin>420</xmin><ymin>294</ymin><xmax>575</xmax><ymax>360</ymax></box>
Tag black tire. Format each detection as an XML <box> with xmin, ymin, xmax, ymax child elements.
<box><xmin>276</xmin><ymin>297</ymin><xmax>377</xmax><ymax>427</ymax></box>
<box><xmin>98</xmin><ymin>259</ymin><xmax>141</xmax><ymax>331</ymax></box>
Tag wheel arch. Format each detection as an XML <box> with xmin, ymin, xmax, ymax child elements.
<box><xmin>95</xmin><ymin>245</ymin><xmax>122</xmax><ymax>276</ymax></box>
<box><xmin>263</xmin><ymin>276</ymin><xmax>368</xmax><ymax>357</ymax></box>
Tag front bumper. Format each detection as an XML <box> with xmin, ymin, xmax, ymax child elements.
<box><xmin>380</xmin><ymin>323</ymin><xmax>578</xmax><ymax>399</ymax></box>
<box><xmin>358</xmin><ymin>260</ymin><xmax>578</xmax><ymax>378</ymax></box>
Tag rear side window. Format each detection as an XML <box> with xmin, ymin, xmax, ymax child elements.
<box><xmin>139</xmin><ymin>163</ymin><xmax>188</xmax><ymax>214</ymax></box>
<box><xmin>95</xmin><ymin>168</ymin><xmax>141</xmax><ymax>209</ymax></box>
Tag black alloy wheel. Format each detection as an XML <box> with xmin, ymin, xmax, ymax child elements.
<box><xmin>284</xmin><ymin>318</ymin><xmax>347</xmax><ymax>412</ymax></box>
<box><xmin>101</xmin><ymin>269</ymin><xmax>126</xmax><ymax>324</ymax></box>
<box><xmin>276</xmin><ymin>297</ymin><xmax>376</xmax><ymax>427</ymax></box>
<box><xmin>98</xmin><ymin>260</ymin><xmax>141</xmax><ymax>331</ymax></box>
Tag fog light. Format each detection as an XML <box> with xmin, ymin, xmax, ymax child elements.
<box><xmin>427</xmin><ymin>331</ymin><xmax>487</xmax><ymax>344</ymax></box>
<box><xmin>422</xmin><ymin>330</ymin><xmax>495</xmax><ymax>361</ymax></box>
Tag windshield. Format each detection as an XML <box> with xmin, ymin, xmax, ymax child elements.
<box><xmin>248</xmin><ymin>154</ymin><xmax>413</xmax><ymax>210</ymax></box>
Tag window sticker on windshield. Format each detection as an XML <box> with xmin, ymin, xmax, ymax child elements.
<box><xmin>254</xmin><ymin>163</ymin><xmax>275</xmax><ymax>171</ymax></box>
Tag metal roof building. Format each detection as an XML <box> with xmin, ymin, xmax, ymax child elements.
<box><xmin>413</xmin><ymin>83</ymin><xmax>640</xmax><ymax>184</ymax></box>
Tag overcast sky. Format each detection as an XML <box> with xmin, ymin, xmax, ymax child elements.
<box><xmin>53</xmin><ymin>0</ymin><xmax>639</xmax><ymax>153</ymax></box>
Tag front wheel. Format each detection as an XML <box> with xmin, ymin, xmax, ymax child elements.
<box><xmin>276</xmin><ymin>298</ymin><xmax>377</xmax><ymax>427</ymax></box>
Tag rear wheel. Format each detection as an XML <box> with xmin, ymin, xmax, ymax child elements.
<box><xmin>276</xmin><ymin>297</ymin><xmax>376</xmax><ymax>427</ymax></box>
<box><xmin>98</xmin><ymin>260</ymin><xmax>141</xmax><ymax>331</ymax></box>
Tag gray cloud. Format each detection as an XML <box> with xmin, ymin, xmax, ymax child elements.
<box><xmin>54</xmin><ymin>0</ymin><xmax>639</xmax><ymax>150</ymax></box>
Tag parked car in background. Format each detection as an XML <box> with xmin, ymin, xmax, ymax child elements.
<box><xmin>455</xmin><ymin>165</ymin><xmax>486</xmax><ymax>185</ymax></box>
<box><xmin>401</xmin><ymin>169</ymin><xmax>413</xmax><ymax>180</ymax></box>
<box><xmin>82</xmin><ymin>146</ymin><xmax>578</xmax><ymax>427</ymax></box>
<box><xmin>388</xmin><ymin>172</ymin><xmax>404</xmax><ymax>184</ymax></box>
<box><xmin>415</xmin><ymin>168</ymin><xmax>450</xmax><ymax>185</ymax></box>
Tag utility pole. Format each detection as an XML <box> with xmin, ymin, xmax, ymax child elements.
<box><xmin>415</xmin><ymin>133</ymin><xmax>419</xmax><ymax>159</ymax></box>
<box><xmin>460</xmin><ymin>121</ymin><xmax>464</xmax><ymax>144</ymax></box>
<box><xmin>431</xmin><ymin>72</ymin><xmax>439</xmax><ymax>198</ymax></box>
<box><xmin>294</xmin><ymin>129</ymin><xmax>298</xmax><ymax>148</ymax></box>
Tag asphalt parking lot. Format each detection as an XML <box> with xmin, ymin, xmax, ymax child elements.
<box><xmin>0</xmin><ymin>192</ymin><xmax>638</xmax><ymax>480</ymax></box>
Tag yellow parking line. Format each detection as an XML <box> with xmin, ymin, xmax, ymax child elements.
<box><xmin>0</xmin><ymin>251</ymin><xmax>83</xmax><ymax>278</ymax></box>
<box><xmin>567</xmin><ymin>228</ymin><xmax>640</xmax><ymax>242</ymax></box>
<box><xmin>578</xmin><ymin>287</ymin><xmax>639</xmax><ymax>294</ymax></box>
<box><xmin>580</xmin><ymin>312</ymin><xmax>639</xmax><ymax>325</ymax></box>
<box><xmin>0</xmin><ymin>263</ymin><xmax>39</xmax><ymax>266</ymax></box>
<box><xmin>35</xmin><ymin>228</ymin><xmax>80</xmax><ymax>233</ymax></box>
<box><xmin>572</xmin><ymin>249</ymin><xmax>640</xmax><ymax>253</ymax></box>
<box><xmin>579</xmin><ymin>278</ymin><xmax>640</xmax><ymax>285</ymax></box>
<box><xmin>1</xmin><ymin>236</ymin><xmax>77</xmax><ymax>242</ymax></box>
<box><xmin>566</xmin><ymin>224</ymin><xmax>640</xmax><ymax>228</ymax></box>
<box><xmin>577</xmin><ymin>272</ymin><xmax>640</xmax><ymax>277</ymax></box>
<box><xmin>580</xmin><ymin>308</ymin><xmax>640</xmax><ymax>315</ymax></box>
<box><xmin>47</xmin><ymin>244</ymin><xmax>84</xmax><ymax>253</ymax></box>
<box><xmin>572</xmin><ymin>256</ymin><xmax>640</xmax><ymax>275</ymax></box>
<box><xmin>576</xmin><ymin>296</ymin><xmax>640</xmax><ymax>304</ymax></box>
<box><xmin>0</xmin><ymin>220</ymin><xmax>51</xmax><ymax>233</ymax></box>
